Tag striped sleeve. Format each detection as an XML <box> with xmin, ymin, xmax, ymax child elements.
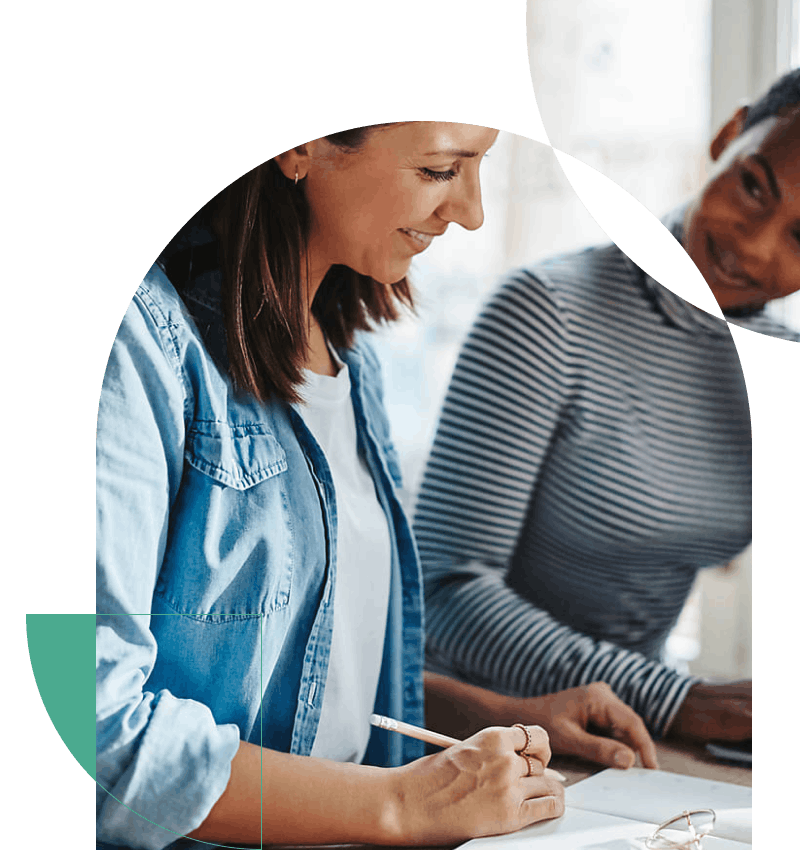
<box><xmin>413</xmin><ymin>271</ymin><xmax>696</xmax><ymax>738</ymax></box>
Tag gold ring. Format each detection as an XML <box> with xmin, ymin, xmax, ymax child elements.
<box><xmin>521</xmin><ymin>752</ymin><xmax>536</xmax><ymax>777</ymax></box>
<box><xmin>513</xmin><ymin>722</ymin><xmax>533</xmax><ymax>755</ymax></box>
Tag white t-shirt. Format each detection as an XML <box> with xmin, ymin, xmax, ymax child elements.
<box><xmin>299</xmin><ymin>361</ymin><xmax>392</xmax><ymax>763</ymax></box>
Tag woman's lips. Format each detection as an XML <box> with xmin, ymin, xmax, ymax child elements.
<box><xmin>705</xmin><ymin>234</ymin><xmax>759</xmax><ymax>292</ymax></box>
<box><xmin>399</xmin><ymin>227</ymin><xmax>438</xmax><ymax>251</ymax></box>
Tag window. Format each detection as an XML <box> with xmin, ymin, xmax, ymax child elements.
<box><xmin>792</xmin><ymin>0</ymin><xmax>800</xmax><ymax>64</ymax></box>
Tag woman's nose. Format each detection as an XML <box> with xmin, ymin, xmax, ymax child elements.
<box><xmin>736</xmin><ymin>216</ymin><xmax>783</xmax><ymax>285</ymax></box>
<box><xmin>440</xmin><ymin>172</ymin><xmax>485</xmax><ymax>231</ymax></box>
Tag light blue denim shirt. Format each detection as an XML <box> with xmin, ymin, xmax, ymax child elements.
<box><xmin>96</xmin><ymin>228</ymin><xmax>425</xmax><ymax>849</ymax></box>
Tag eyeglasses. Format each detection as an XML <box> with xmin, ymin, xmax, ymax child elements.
<box><xmin>643</xmin><ymin>809</ymin><xmax>716</xmax><ymax>849</ymax></box>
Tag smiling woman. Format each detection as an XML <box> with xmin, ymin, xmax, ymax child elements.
<box><xmin>684</xmin><ymin>102</ymin><xmax>800</xmax><ymax>313</ymax></box>
<box><xmin>294</xmin><ymin>124</ymin><xmax>489</xmax><ymax>283</ymax></box>
<box><xmin>96</xmin><ymin>121</ymin><xmax>587</xmax><ymax>850</ymax></box>
<box><xmin>209</xmin><ymin>123</ymin><xmax>496</xmax><ymax>401</ymax></box>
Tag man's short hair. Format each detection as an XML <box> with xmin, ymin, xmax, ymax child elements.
<box><xmin>743</xmin><ymin>68</ymin><xmax>800</xmax><ymax>131</ymax></box>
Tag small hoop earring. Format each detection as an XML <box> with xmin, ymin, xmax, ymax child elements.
<box><xmin>294</xmin><ymin>167</ymin><xmax>299</xmax><ymax>186</ymax></box>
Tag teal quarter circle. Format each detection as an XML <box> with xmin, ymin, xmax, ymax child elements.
<box><xmin>26</xmin><ymin>614</ymin><xmax>96</xmax><ymax>779</ymax></box>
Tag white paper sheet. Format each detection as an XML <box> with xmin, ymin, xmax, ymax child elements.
<box><xmin>458</xmin><ymin>770</ymin><xmax>752</xmax><ymax>849</ymax></box>
<box><xmin>460</xmin><ymin>807</ymin><xmax>749</xmax><ymax>850</ymax></box>
<box><xmin>459</xmin><ymin>808</ymin><xmax>659</xmax><ymax>850</ymax></box>
<box><xmin>565</xmin><ymin>768</ymin><xmax>752</xmax><ymax>830</ymax></box>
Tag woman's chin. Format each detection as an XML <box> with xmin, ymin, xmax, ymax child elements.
<box><xmin>344</xmin><ymin>254</ymin><xmax>411</xmax><ymax>286</ymax></box>
<box><xmin>372</xmin><ymin>268</ymin><xmax>411</xmax><ymax>287</ymax></box>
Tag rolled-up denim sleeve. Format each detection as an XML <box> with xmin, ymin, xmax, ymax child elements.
<box><xmin>96</xmin><ymin>280</ymin><xmax>240</xmax><ymax>849</ymax></box>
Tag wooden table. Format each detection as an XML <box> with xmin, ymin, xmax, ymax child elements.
<box><xmin>552</xmin><ymin>737</ymin><xmax>751</xmax><ymax>788</ymax></box>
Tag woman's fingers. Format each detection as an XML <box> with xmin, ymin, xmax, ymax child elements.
<box><xmin>516</xmin><ymin>751</ymin><xmax>545</xmax><ymax>777</ymax></box>
<box><xmin>511</xmin><ymin>723</ymin><xmax>552</xmax><ymax>767</ymax></box>
<box><xmin>560</xmin><ymin>725</ymin><xmax>637</xmax><ymax>769</ymax></box>
<box><xmin>601</xmin><ymin>694</ymin><xmax>660</xmax><ymax>769</ymax></box>
<box><xmin>392</xmin><ymin>724</ymin><xmax>566</xmax><ymax>843</ymax></box>
<box><xmin>520</xmin><ymin>794</ymin><xmax>565</xmax><ymax>825</ymax></box>
<box><xmin>582</xmin><ymin>682</ymin><xmax>659</xmax><ymax>769</ymax></box>
<box><xmin>510</xmin><ymin>684</ymin><xmax>661</xmax><ymax>771</ymax></box>
<box><xmin>432</xmin><ymin>726</ymin><xmax>564</xmax><ymax>836</ymax></box>
<box><xmin>519</xmin><ymin>776</ymin><xmax>566</xmax><ymax>825</ymax></box>
<box><xmin>520</xmin><ymin>774</ymin><xmax>564</xmax><ymax>798</ymax></box>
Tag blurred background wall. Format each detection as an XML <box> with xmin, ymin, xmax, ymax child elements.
<box><xmin>374</xmin><ymin>0</ymin><xmax>799</xmax><ymax>681</ymax></box>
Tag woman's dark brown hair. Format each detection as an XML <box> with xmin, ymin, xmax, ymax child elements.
<box><xmin>211</xmin><ymin>126</ymin><xmax>414</xmax><ymax>404</ymax></box>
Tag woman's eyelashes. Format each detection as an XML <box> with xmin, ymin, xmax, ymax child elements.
<box><xmin>739</xmin><ymin>164</ymin><xmax>767</xmax><ymax>205</ymax></box>
<box><xmin>419</xmin><ymin>166</ymin><xmax>458</xmax><ymax>183</ymax></box>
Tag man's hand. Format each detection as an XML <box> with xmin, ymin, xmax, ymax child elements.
<box><xmin>667</xmin><ymin>681</ymin><xmax>751</xmax><ymax>742</ymax></box>
<box><xmin>510</xmin><ymin>682</ymin><xmax>659</xmax><ymax>770</ymax></box>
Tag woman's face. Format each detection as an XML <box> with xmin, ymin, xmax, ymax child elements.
<box><xmin>294</xmin><ymin>122</ymin><xmax>498</xmax><ymax>286</ymax></box>
<box><xmin>683</xmin><ymin>107</ymin><xmax>800</xmax><ymax>312</ymax></box>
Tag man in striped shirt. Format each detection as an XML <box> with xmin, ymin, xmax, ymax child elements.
<box><xmin>414</xmin><ymin>70</ymin><xmax>800</xmax><ymax>756</ymax></box>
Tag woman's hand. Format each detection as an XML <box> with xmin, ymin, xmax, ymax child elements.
<box><xmin>190</xmin><ymin>732</ymin><xmax>559</xmax><ymax>847</ymax></box>
<box><xmin>385</xmin><ymin>725</ymin><xmax>564</xmax><ymax>845</ymax></box>
<box><xmin>509</xmin><ymin>682</ymin><xmax>659</xmax><ymax>770</ymax></box>
<box><xmin>424</xmin><ymin>673</ymin><xmax>658</xmax><ymax>772</ymax></box>
<box><xmin>667</xmin><ymin>681</ymin><xmax>751</xmax><ymax>742</ymax></box>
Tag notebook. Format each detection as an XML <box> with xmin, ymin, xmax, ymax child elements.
<box><xmin>459</xmin><ymin>769</ymin><xmax>752</xmax><ymax>849</ymax></box>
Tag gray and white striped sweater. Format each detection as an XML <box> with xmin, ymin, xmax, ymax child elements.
<box><xmin>413</xmin><ymin>213</ymin><xmax>797</xmax><ymax>737</ymax></box>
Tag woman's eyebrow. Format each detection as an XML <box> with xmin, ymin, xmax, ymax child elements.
<box><xmin>752</xmin><ymin>153</ymin><xmax>781</xmax><ymax>200</ymax></box>
<box><xmin>422</xmin><ymin>148</ymin><xmax>481</xmax><ymax>158</ymax></box>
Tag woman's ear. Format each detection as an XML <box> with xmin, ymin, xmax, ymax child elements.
<box><xmin>273</xmin><ymin>143</ymin><xmax>312</xmax><ymax>182</ymax></box>
<box><xmin>709</xmin><ymin>105</ymin><xmax>749</xmax><ymax>161</ymax></box>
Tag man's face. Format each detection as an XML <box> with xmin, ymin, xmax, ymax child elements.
<box><xmin>683</xmin><ymin>106</ymin><xmax>800</xmax><ymax>312</ymax></box>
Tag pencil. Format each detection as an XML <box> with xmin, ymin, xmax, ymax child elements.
<box><xmin>369</xmin><ymin>713</ymin><xmax>566</xmax><ymax>782</ymax></box>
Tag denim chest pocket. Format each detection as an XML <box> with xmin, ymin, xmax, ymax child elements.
<box><xmin>155</xmin><ymin>420</ymin><xmax>294</xmax><ymax>621</ymax></box>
